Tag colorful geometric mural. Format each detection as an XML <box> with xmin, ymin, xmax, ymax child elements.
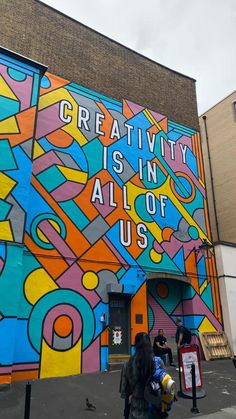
<box><xmin>0</xmin><ymin>49</ymin><xmax>222</xmax><ymax>384</ymax></box>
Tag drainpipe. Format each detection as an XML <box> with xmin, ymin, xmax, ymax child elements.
<box><xmin>202</xmin><ymin>115</ymin><xmax>220</xmax><ymax>242</ymax></box>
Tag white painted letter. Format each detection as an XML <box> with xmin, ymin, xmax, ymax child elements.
<box><xmin>109</xmin><ymin>182</ymin><xmax>117</xmax><ymax>207</ymax></box>
<box><xmin>95</xmin><ymin>112</ymin><xmax>105</xmax><ymax>135</ymax></box>
<box><xmin>137</xmin><ymin>223</ymin><xmax>148</xmax><ymax>249</ymax></box>
<box><xmin>146</xmin><ymin>192</ymin><xmax>156</xmax><ymax>215</ymax></box>
<box><xmin>91</xmin><ymin>178</ymin><xmax>104</xmax><ymax>204</ymax></box>
<box><xmin>180</xmin><ymin>143</ymin><xmax>187</xmax><ymax>164</ymax></box>
<box><xmin>78</xmin><ymin>106</ymin><xmax>90</xmax><ymax>131</ymax></box>
<box><xmin>160</xmin><ymin>195</ymin><xmax>168</xmax><ymax>217</ymax></box>
<box><xmin>119</xmin><ymin>220</ymin><xmax>131</xmax><ymax>247</ymax></box>
<box><xmin>147</xmin><ymin>132</ymin><xmax>156</xmax><ymax>153</ymax></box>
<box><xmin>110</xmin><ymin>119</ymin><xmax>121</xmax><ymax>140</ymax></box>
<box><xmin>168</xmin><ymin>139</ymin><xmax>176</xmax><ymax>160</ymax></box>
<box><xmin>147</xmin><ymin>161</ymin><xmax>157</xmax><ymax>184</ymax></box>
<box><xmin>60</xmin><ymin>100</ymin><xmax>72</xmax><ymax>123</ymax></box>
<box><xmin>112</xmin><ymin>151</ymin><xmax>123</xmax><ymax>174</ymax></box>
<box><xmin>125</xmin><ymin>123</ymin><xmax>134</xmax><ymax>146</ymax></box>
<box><xmin>123</xmin><ymin>185</ymin><xmax>131</xmax><ymax>210</ymax></box>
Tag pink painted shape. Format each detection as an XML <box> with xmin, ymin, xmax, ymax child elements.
<box><xmin>43</xmin><ymin>304</ymin><xmax>82</xmax><ymax>346</ymax></box>
<box><xmin>39</xmin><ymin>219</ymin><xmax>76</xmax><ymax>264</ymax></box>
<box><xmin>148</xmin><ymin>294</ymin><xmax>177</xmax><ymax>338</ymax></box>
<box><xmin>82</xmin><ymin>336</ymin><xmax>100</xmax><ymax>373</ymax></box>
<box><xmin>0</xmin><ymin>64</ymin><xmax>33</xmax><ymax>111</ymax></box>
<box><xmin>33</xmin><ymin>150</ymin><xmax>63</xmax><ymax>175</ymax></box>
<box><xmin>149</xmin><ymin>109</ymin><xmax>165</xmax><ymax>123</ymax></box>
<box><xmin>0</xmin><ymin>257</ymin><xmax>4</xmax><ymax>273</ymax></box>
<box><xmin>126</xmin><ymin>100</ymin><xmax>144</xmax><ymax>115</ymax></box>
<box><xmin>93</xmin><ymin>182</ymin><xmax>116</xmax><ymax>218</ymax></box>
<box><xmin>162</xmin><ymin>236</ymin><xmax>202</xmax><ymax>260</ymax></box>
<box><xmin>51</xmin><ymin>181</ymin><xmax>84</xmax><ymax>202</ymax></box>
<box><xmin>12</xmin><ymin>363</ymin><xmax>39</xmax><ymax>371</ymax></box>
<box><xmin>56</xmin><ymin>263</ymin><xmax>100</xmax><ymax>307</ymax></box>
<box><xmin>163</xmin><ymin>137</ymin><xmax>205</xmax><ymax>197</ymax></box>
<box><xmin>173</xmin><ymin>294</ymin><xmax>222</xmax><ymax>331</ymax></box>
<box><xmin>35</xmin><ymin>102</ymin><xmax>65</xmax><ymax>139</ymax></box>
<box><xmin>153</xmin><ymin>240</ymin><xmax>164</xmax><ymax>253</ymax></box>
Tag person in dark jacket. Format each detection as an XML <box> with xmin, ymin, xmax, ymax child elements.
<box><xmin>120</xmin><ymin>332</ymin><xmax>164</xmax><ymax>418</ymax></box>
<box><xmin>153</xmin><ymin>329</ymin><xmax>175</xmax><ymax>366</ymax></box>
<box><xmin>175</xmin><ymin>317</ymin><xmax>186</xmax><ymax>348</ymax></box>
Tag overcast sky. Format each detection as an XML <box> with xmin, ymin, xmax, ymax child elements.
<box><xmin>43</xmin><ymin>0</ymin><xmax>236</xmax><ymax>115</ymax></box>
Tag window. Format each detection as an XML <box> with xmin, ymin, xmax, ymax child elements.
<box><xmin>232</xmin><ymin>100</ymin><xmax>236</xmax><ymax>121</ymax></box>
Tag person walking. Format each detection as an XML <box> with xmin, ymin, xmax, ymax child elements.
<box><xmin>120</xmin><ymin>332</ymin><xmax>163</xmax><ymax>419</ymax></box>
<box><xmin>153</xmin><ymin>329</ymin><xmax>176</xmax><ymax>366</ymax></box>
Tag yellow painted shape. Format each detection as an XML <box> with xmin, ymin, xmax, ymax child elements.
<box><xmin>49</xmin><ymin>219</ymin><xmax>61</xmax><ymax>233</ymax></box>
<box><xmin>24</xmin><ymin>268</ymin><xmax>58</xmax><ymax>305</ymax></box>
<box><xmin>40</xmin><ymin>337</ymin><xmax>82</xmax><ymax>378</ymax></box>
<box><xmin>0</xmin><ymin>75</ymin><xmax>18</xmax><ymax>100</ymax></box>
<box><xmin>144</xmin><ymin>109</ymin><xmax>162</xmax><ymax>131</ymax></box>
<box><xmin>38</xmin><ymin>88</ymin><xmax>88</xmax><ymax>146</ymax></box>
<box><xmin>82</xmin><ymin>271</ymin><xmax>99</xmax><ymax>290</ymax></box>
<box><xmin>150</xmin><ymin>249</ymin><xmax>162</xmax><ymax>263</ymax></box>
<box><xmin>33</xmin><ymin>142</ymin><xmax>45</xmax><ymax>159</ymax></box>
<box><xmin>0</xmin><ymin>220</ymin><xmax>13</xmax><ymax>241</ymax></box>
<box><xmin>200</xmin><ymin>279</ymin><xmax>208</xmax><ymax>295</ymax></box>
<box><xmin>0</xmin><ymin>115</ymin><xmax>19</xmax><ymax>134</ymax></box>
<box><xmin>57</xmin><ymin>166</ymin><xmax>88</xmax><ymax>184</ymax></box>
<box><xmin>0</xmin><ymin>172</ymin><xmax>16</xmax><ymax>199</ymax></box>
<box><xmin>199</xmin><ymin>178</ymin><xmax>205</xmax><ymax>188</ymax></box>
<box><xmin>36</xmin><ymin>227</ymin><xmax>49</xmax><ymax>243</ymax></box>
<box><xmin>198</xmin><ymin>317</ymin><xmax>216</xmax><ymax>333</ymax></box>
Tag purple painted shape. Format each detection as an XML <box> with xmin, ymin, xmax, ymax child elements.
<box><xmin>0</xmin><ymin>366</ymin><xmax>12</xmax><ymax>374</ymax></box>
<box><xmin>56</xmin><ymin>263</ymin><xmax>100</xmax><ymax>307</ymax></box>
<box><xmin>51</xmin><ymin>181</ymin><xmax>84</xmax><ymax>202</ymax></box>
<box><xmin>148</xmin><ymin>294</ymin><xmax>177</xmax><ymax>338</ymax></box>
<box><xmin>39</xmin><ymin>220</ymin><xmax>76</xmax><ymax>264</ymax></box>
<box><xmin>161</xmin><ymin>236</ymin><xmax>202</xmax><ymax>260</ymax></box>
<box><xmin>153</xmin><ymin>240</ymin><xmax>164</xmax><ymax>253</ymax></box>
<box><xmin>33</xmin><ymin>150</ymin><xmax>63</xmax><ymax>175</ymax></box>
<box><xmin>163</xmin><ymin>137</ymin><xmax>205</xmax><ymax>197</ymax></box>
<box><xmin>93</xmin><ymin>182</ymin><xmax>116</xmax><ymax>218</ymax></box>
<box><xmin>0</xmin><ymin>257</ymin><xmax>4</xmax><ymax>273</ymax></box>
<box><xmin>0</xmin><ymin>64</ymin><xmax>33</xmax><ymax>111</ymax></box>
<box><xmin>12</xmin><ymin>363</ymin><xmax>39</xmax><ymax>371</ymax></box>
<box><xmin>82</xmin><ymin>336</ymin><xmax>100</xmax><ymax>373</ymax></box>
<box><xmin>149</xmin><ymin>110</ymin><xmax>165</xmax><ymax>123</ymax></box>
<box><xmin>103</xmin><ymin>236</ymin><xmax>128</xmax><ymax>268</ymax></box>
<box><xmin>126</xmin><ymin>100</ymin><xmax>144</xmax><ymax>115</ymax></box>
<box><xmin>35</xmin><ymin>102</ymin><xmax>65</xmax><ymax>139</ymax></box>
<box><xmin>173</xmin><ymin>294</ymin><xmax>222</xmax><ymax>331</ymax></box>
<box><xmin>43</xmin><ymin>304</ymin><xmax>82</xmax><ymax>346</ymax></box>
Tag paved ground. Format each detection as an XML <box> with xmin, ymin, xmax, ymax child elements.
<box><xmin>0</xmin><ymin>359</ymin><xmax>236</xmax><ymax>418</ymax></box>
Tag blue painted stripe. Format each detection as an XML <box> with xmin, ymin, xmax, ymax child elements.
<box><xmin>68</xmin><ymin>83</ymin><xmax>121</xmax><ymax>106</ymax></box>
<box><xmin>0</xmin><ymin>53</ymin><xmax>40</xmax><ymax>73</ymax></box>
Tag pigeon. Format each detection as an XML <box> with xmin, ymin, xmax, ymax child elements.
<box><xmin>86</xmin><ymin>398</ymin><xmax>96</xmax><ymax>411</ymax></box>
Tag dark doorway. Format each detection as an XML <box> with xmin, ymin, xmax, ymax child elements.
<box><xmin>109</xmin><ymin>294</ymin><xmax>130</xmax><ymax>355</ymax></box>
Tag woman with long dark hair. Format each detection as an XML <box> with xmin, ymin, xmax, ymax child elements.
<box><xmin>120</xmin><ymin>332</ymin><xmax>163</xmax><ymax>418</ymax></box>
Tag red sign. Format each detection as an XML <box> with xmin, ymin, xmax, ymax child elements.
<box><xmin>179</xmin><ymin>345</ymin><xmax>203</xmax><ymax>392</ymax></box>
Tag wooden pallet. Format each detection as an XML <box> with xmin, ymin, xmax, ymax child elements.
<box><xmin>199</xmin><ymin>331</ymin><xmax>232</xmax><ymax>361</ymax></box>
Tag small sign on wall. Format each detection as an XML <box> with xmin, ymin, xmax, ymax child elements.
<box><xmin>179</xmin><ymin>345</ymin><xmax>203</xmax><ymax>392</ymax></box>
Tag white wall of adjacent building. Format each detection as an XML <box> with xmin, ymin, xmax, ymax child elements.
<box><xmin>215</xmin><ymin>244</ymin><xmax>236</xmax><ymax>355</ymax></box>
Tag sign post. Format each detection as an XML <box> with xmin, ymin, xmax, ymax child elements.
<box><xmin>178</xmin><ymin>344</ymin><xmax>206</xmax><ymax>399</ymax></box>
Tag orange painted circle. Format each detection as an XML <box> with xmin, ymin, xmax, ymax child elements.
<box><xmin>157</xmin><ymin>282</ymin><xmax>169</xmax><ymax>299</ymax></box>
<box><xmin>170</xmin><ymin>172</ymin><xmax>196</xmax><ymax>203</ymax></box>
<box><xmin>54</xmin><ymin>315</ymin><xmax>73</xmax><ymax>337</ymax></box>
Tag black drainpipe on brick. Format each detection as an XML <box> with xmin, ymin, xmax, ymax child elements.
<box><xmin>202</xmin><ymin>115</ymin><xmax>220</xmax><ymax>242</ymax></box>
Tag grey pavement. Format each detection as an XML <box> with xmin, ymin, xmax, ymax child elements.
<box><xmin>0</xmin><ymin>359</ymin><xmax>236</xmax><ymax>418</ymax></box>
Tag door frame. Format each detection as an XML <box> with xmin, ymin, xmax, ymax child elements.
<box><xmin>108</xmin><ymin>292</ymin><xmax>131</xmax><ymax>355</ymax></box>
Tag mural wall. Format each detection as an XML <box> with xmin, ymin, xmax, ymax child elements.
<box><xmin>0</xmin><ymin>50</ymin><xmax>222</xmax><ymax>384</ymax></box>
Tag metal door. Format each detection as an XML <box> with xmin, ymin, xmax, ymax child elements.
<box><xmin>109</xmin><ymin>294</ymin><xmax>130</xmax><ymax>354</ymax></box>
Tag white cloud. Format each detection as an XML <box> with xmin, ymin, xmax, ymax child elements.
<box><xmin>42</xmin><ymin>0</ymin><xmax>236</xmax><ymax>114</ymax></box>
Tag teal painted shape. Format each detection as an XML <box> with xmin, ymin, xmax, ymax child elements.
<box><xmin>135</xmin><ymin>194</ymin><xmax>153</xmax><ymax>222</ymax></box>
<box><xmin>83</xmin><ymin>138</ymin><xmax>103</xmax><ymax>178</ymax></box>
<box><xmin>8</xmin><ymin>68</ymin><xmax>27</xmax><ymax>81</ymax></box>
<box><xmin>201</xmin><ymin>282</ymin><xmax>214</xmax><ymax>312</ymax></box>
<box><xmin>0</xmin><ymin>200</ymin><xmax>12</xmax><ymax>220</ymax></box>
<box><xmin>142</xmin><ymin>162</ymin><xmax>167</xmax><ymax>189</ymax></box>
<box><xmin>116</xmin><ymin>267</ymin><xmax>126</xmax><ymax>279</ymax></box>
<box><xmin>59</xmin><ymin>200</ymin><xmax>89</xmax><ymax>230</ymax></box>
<box><xmin>0</xmin><ymin>245</ymin><xmax>24</xmax><ymax>315</ymax></box>
<box><xmin>181</xmin><ymin>188</ymin><xmax>204</xmax><ymax>217</ymax></box>
<box><xmin>0</xmin><ymin>96</ymin><xmax>20</xmax><ymax>121</ymax></box>
<box><xmin>31</xmin><ymin>73</ymin><xmax>40</xmax><ymax>106</ymax></box>
<box><xmin>148</xmin><ymin>305</ymin><xmax>154</xmax><ymax>332</ymax></box>
<box><xmin>148</xmin><ymin>278</ymin><xmax>182</xmax><ymax>315</ymax></box>
<box><xmin>0</xmin><ymin>139</ymin><xmax>17</xmax><ymax>170</ymax></box>
<box><xmin>183</xmin><ymin>315</ymin><xmax>204</xmax><ymax>329</ymax></box>
<box><xmin>36</xmin><ymin>165</ymin><xmax>66</xmax><ymax>192</ymax></box>
<box><xmin>182</xmin><ymin>284</ymin><xmax>196</xmax><ymax>299</ymax></box>
<box><xmin>173</xmin><ymin>247</ymin><xmax>185</xmax><ymax>272</ymax></box>
<box><xmin>18</xmin><ymin>251</ymin><xmax>41</xmax><ymax>318</ymax></box>
<box><xmin>28</xmin><ymin>289</ymin><xmax>95</xmax><ymax>352</ymax></box>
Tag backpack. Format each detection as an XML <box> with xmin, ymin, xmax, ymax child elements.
<box><xmin>183</xmin><ymin>327</ymin><xmax>192</xmax><ymax>344</ymax></box>
<box><xmin>144</xmin><ymin>357</ymin><xmax>176</xmax><ymax>414</ymax></box>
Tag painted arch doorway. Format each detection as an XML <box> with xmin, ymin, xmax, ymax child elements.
<box><xmin>147</xmin><ymin>278</ymin><xmax>189</xmax><ymax>340</ymax></box>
